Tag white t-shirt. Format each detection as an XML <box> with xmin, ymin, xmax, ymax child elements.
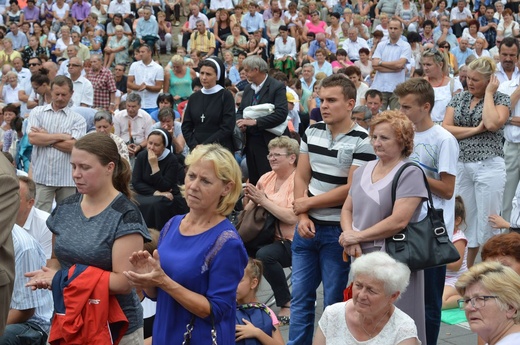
<box><xmin>431</xmin><ymin>78</ymin><xmax>463</xmax><ymax>123</ymax></box>
<box><xmin>52</xmin><ymin>2</ymin><xmax>70</xmax><ymax>21</ymax></box>
<box><xmin>411</xmin><ymin>124</ymin><xmax>459</xmax><ymax>239</ymax></box>
<box><xmin>128</xmin><ymin>60</ymin><xmax>164</xmax><ymax>109</ymax></box>
<box><xmin>356</xmin><ymin>82</ymin><xmax>369</xmax><ymax>107</ymax></box>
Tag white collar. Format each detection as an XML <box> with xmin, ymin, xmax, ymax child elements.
<box><xmin>201</xmin><ymin>84</ymin><xmax>224</xmax><ymax>94</ymax></box>
<box><xmin>251</xmin><ymin>74</ymin><xmax>268</xmax><ymax>93</ymax></box>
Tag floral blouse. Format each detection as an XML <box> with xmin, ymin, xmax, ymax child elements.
<box><xmin>447</xmin><ymin>90</ymin><xmax>510</xmax><ymax>163</ymax></box>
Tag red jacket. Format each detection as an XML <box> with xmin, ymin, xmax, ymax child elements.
<box><xmin>50</xmin><ymin>264</ymin><xmax>129</xmax><ymax>345</ymax></box>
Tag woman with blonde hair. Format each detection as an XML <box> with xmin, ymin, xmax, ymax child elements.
<box><xmin>164</xmin><ymin>54</ymin><xmax>197</xmax><ymax>112</ymax></box>
<box><xmin>443</xmin><ymin>57</ymin><xmax>510</xmax><ymax>268</ymax></box>
<box><xmin>421</xmin><ymin>48</ymin><xmax>462</xmax><ymax>124</ymax></box>
<box><xmin>124</xmin><ymin>144</ymin><xmax>248</xmax><ymax>344</ymax></box>
<box><xmin>104</xmin><ymin>25</ymin><xmax>129</xmax><ymax>67</ymax></box>
<box><xmin>455</xmin><ymin>262</ymin><xmax>520</xmax><ymax>344</ymax></box>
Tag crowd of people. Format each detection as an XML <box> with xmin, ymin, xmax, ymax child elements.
<box><xmin>2</xmin><ymin>0</ymin><xmax>520</xmax><ymax>344</ymax></box>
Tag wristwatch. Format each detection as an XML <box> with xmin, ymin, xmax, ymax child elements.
<box><xmin>378</xmin><ymin>60</ymin><xmax>383</xmax><ymax>66</ymax></box>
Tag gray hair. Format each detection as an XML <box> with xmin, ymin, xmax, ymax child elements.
<box><xmin>5</xmin><ymin>71</ymin><xmax>18</xmax><ymax>79</ymax></box>
<box><xmin>348</xmin><ymin>251</ymin><xmax>411</xmax><ymax>297</ymax></box>
<box><xmin>196</xmin><ymin>19</ymin><xmax>205</xmax><ymax>26</ymax></box>
<box><xmin>94</xmin><ymin>110</ymin><xmax>113</xmax><ymax>124</ymax></box>
<box><xmin>90</xmin><ymin>54</ymin><xmax>102</xmax><ymax>62</ymax></box>
<box><xmin>242</xmin><ymin>56</ymin><xmax>268</xmax><ymax>73</ymax></box>
<box><xmin>302</xmin><ymin>63</ymin><xmax>315</xmax><ymax>71</ymax></box>
<box><xmin>127</xmin><ymin>92</ymin><xmax>142</xmax><ymax>105</ymax></box>
<box><xmin>352</xmin><ymin>105</ymin><xmax>372</xmax><ymax>121</ymax></box>
<box><xmin>67</xmin><ymin>44</ymin><xmax>79</xmax><ymax>52</ymax></box>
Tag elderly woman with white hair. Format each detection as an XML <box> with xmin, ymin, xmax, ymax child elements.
<box><xmin>103</xmin><ymin>24</ymin><xmax>129</xmax><ymax>68</ymax></box>
<box><xmin>455</xmin><ymin>261</ymin><xmax>520</xmax><ymax>344</ymax></box>
<box><xmin>313</xmin><ymin>251</ymin><xmax>421</xmax><ymax>345</ymax></box>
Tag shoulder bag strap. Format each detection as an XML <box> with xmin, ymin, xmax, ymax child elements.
<box><xmin>390</xmin><ymin>162</ymin><xmax>434</xmax><ymax>211</ymax></box>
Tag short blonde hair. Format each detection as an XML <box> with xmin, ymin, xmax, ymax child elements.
<box><xmin>467</xmin><ymin>56</ymin><xmax>496</xmax><ymax>79</ymax></box>
<box><xmin>182</xmin><ymin>144</ymin><xmax>242</xmax><ymax>216</ymax></box>
<box><xmin>455</xmin><ymin>261</ymin><xmax>520</xmax><ymax>323</ymax></box>
<box><xmin>170</xmin><ymin>54</ymin><xmax>184</xmax><ymax>65</ymax></box>
<box><xmin>369</xmin><ymin>110</ymin><xmax>415</xmax><ymax>157</ymax></box>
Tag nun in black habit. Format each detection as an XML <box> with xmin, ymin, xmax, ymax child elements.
<box><xmin>132</xmin><ymin>127</ymin><xmax>188</xmax><ymax>230</ymax></box>
<box><xmin>181</xmin><ymin>56</ymin><xmax>236</xmax><ymax>153</ymax></box>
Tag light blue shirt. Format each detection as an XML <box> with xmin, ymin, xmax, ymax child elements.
<box><xmin>311</xmin><ymin>61</ymin><xmax>333</xmax><ymax>76</ymax></box>
<box><xmin>371</xmin><ymin>38</ymin><xmax>412</xmax><ymax>92</ymax></box>
<box><xmin>241</xmin><ymin>12</ymin><xmax>264</xmax><ymax>33</ymax></box>
<box><xmin>136</xmin><ymin>17</ymin><xmax>159</xmax><ymax>39</ymax></box>
<box><xmin>451</xmin><ymin>46</ymin><xmax>474</xmax><ymax>67</ymax></box>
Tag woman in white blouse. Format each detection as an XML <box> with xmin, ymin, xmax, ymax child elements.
<box><xmin>273</xmin><ymin>25</ymin><xmax>297</xmax><ymax>78</ymax></box>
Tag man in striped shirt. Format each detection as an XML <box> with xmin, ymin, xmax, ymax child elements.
<box><xmin>27</xmin><ymin>76</ymin><xmax>86</xmax><ymax>213</ymax></box>
<box><xmin>289</xmin><ymin>74</ymin><xmax>376</xmax><ymax>345</ymax></box>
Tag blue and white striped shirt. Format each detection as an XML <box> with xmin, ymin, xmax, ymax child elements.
<box><xmin>27</xmin><ymin>104</ymin><xmax>86</xmax><ymax>187</ymax></box>
<box><xmin>11</xmin><ymin>224</ymin><xmax>53</xmax><ymax>333</ymax></box>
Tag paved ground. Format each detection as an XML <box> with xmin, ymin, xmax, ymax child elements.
<box><xmin>256</xmin><ymin>269</ymin><xmax>477</xmax><ymax>345</ymax></box>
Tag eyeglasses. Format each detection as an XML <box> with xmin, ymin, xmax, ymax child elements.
<box><xmin>67</xmin><ymin>64</ymin><xmax>82</xmax><ymax>67</ymax></box>
<box><xmin>351</xmin><ymin>116</ymin><xmax>365</xmax><ymax>122</ymax></box>
<box><xmin>266</xmin><ymin>153</ymin><xmax>289</xmax><ymax>160</ymax></box>
<box><xmin>441</xmin><ymin>45</ymin><xmax>450</xmax><ymax>49</ymax></box>
<box><xmin>457</xmin><ymin>296</ymin><xmax>498</xmax><ymax>310</ymax></box>
<box><xmin>28</xmin><ymin>63</ymin><xmax>41</xmax><ymax>67</ymax></box>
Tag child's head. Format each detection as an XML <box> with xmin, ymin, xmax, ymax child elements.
<box><xmin>287</xmin><ymin>92</ymin><xmax>295</xmax><ymax>110</ymax></box>
<box><xmin>177</xmin><ymin>46</ymin><xmax>187</xmax><ymax>57</ymax></box>
<box><xmin>143</xmin><ymin>228</ymin><xmax>160</xmax><ymax>255</ymax></box>
<box><xmin>455</xmin><ymin>195</ymin><xmax>466</xmax><ymax>228</ymax></box>
<box><xmin>237</xmin><ymin>258</ymin><xmax>263</xmax><ymax>303</ymax></box>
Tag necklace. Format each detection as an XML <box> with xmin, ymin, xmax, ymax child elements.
<box><xmin>431</xmin><ymin>75</ymin><xmax>445</xmax><ymax>88</ymax></box>
<box><xmin>360</xmin><ymin>308</ymin><xmax>391</xmax><ymax>338</ymax></box>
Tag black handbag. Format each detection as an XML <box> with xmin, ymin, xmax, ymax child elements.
<box><xmin>385</xmin><ymin>162</ymin><xmax>460</xmax><ymax>271</ymax></box>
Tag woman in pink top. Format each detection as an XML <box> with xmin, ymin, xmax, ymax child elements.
<box><xmin>242</xmin><ymin>136</ymin><xmax>299</xmax><ymax>325</ymax></box>
<box><xmin>305</xmin><ymin>10</ymin><xmax>327</xmax><ymax>35</ymax></box>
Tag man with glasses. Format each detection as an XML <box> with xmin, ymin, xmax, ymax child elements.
<box><xmin>18</xmin><ymin>57</ymin><xmax>43</xmax><ymax>115</ymax></box>
<box><xmin>57</xmin><ymin>45</ymin><xmax>84</xmax><ymax>78</ymax></box>
<box><xmin>68</xmin><ymin>57</ymin><xmax>93</xmax><ymax>108</ymax></box>
<box><xmin>452</xmin><ymin>37</ymin><xmax>474</xmax><ymax>68</ymax></box>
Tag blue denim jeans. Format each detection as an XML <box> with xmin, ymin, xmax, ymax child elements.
<box><xmin>0</xmin><ymin>322</ymin><xmax>47</xmax><ymax>345</ymax></box>
<box><xmin>288</xmin><ymin>224</ymin><xmax>350</xmax><ymax>345</ymax></box>
<box><xmin>424</xmin><ymin>265</ymin><xmax>446</xmax><ymax>345</ymax></box>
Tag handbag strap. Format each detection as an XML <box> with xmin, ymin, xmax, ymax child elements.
<box><xmin>182</xmin><ymin>306</ymin><xmax>218</xmax><ymax>345</ymax></box>
<box><xmin>390</xmin><ymin>162</ymin><xmax>434</xmax><ymax>211</ymax></box>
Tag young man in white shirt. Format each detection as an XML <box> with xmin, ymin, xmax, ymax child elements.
<box><xmin>395</xmin><ymin>78</ymin><xmax>459</xmax><ymax>345</ymax></box>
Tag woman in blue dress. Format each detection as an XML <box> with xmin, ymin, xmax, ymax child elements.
<box><xmin>124</xmin><ymin>144</ymin><xmax>248</xmax><ymax>344</ymax></box>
